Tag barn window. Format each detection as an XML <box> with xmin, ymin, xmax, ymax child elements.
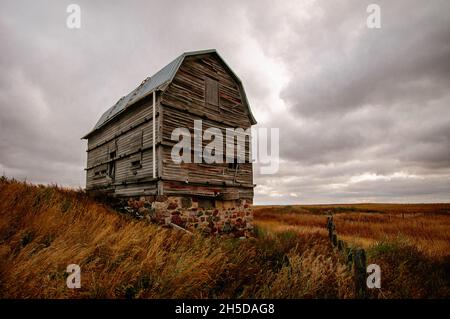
<box><xmin>93</xmin><ymin>164</ymin><xmax>107</xmax><ymax>179</ymax></box>
<box><xmin>205</xmin><ymin>77</ymin><xmax>219</xmax><ymax>106</ymax></box>
<box><xmin>131</xmin><ymin>160</ymin><xmax>141</xmax><ymax>169</ymax></box>
<box><xmin>108</xmin><ymin>162</ymin><xmax>115</xmax><ymax>179</ymax></box>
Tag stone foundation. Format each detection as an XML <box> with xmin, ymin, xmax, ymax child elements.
<box><xmin>122</xmin><ymin>195</ymin><xmax>253</xmax><ymax>237</ymax></box>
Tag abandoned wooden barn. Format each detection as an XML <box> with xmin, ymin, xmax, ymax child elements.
<box><xmin>82</xmin><ymin>49</ymin><xmax>256</xmax><ymax>235</ymax></box>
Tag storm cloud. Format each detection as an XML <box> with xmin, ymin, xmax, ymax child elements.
<box><xmin>1</xmin><ymin>0</ymin><xmax>449</xmax><ymax>204</ymax></box>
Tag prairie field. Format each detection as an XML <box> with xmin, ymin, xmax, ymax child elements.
<box><xmin>0</xmin><ymin>177</ymin><xmax>449</xmax><ymax>299</ymax></box>
<box><xmin>254</xmin><ymin>204</ymin><xmax>450</xmax><ymax>258</ymax></box>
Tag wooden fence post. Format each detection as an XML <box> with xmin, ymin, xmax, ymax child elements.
<box><xmin>326</xmin><ymin>216</ymin><xmax>335</xmax><ymax>243</ymax></box>
<box><xmin>353</xmin><ymin>248</ymin><xmax>367</xmax><ymax>299</ymax></box>
<box><xmin>325</xmin><ymin>214</ymin><xmax>367</xmax><ymax>298</ymax></box>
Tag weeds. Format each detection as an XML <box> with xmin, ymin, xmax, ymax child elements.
<box><xmin>254</xmin><ymin>205</ymin><xmax>450</xmax><ymax>298</ymax></box>
<box><xmin>0</xmin><ymin>178</ymin><xmax>448</xmax><ymax>298</ymax></box>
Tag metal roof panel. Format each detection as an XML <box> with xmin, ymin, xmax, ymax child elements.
<box><xmin>88</xmin><ymin>54</ymin><xmax>185</xmax><ymax>134</ymax></box>
<box><xmin>82</xmin><ymin>49</ymin><xmax>256</xmax><ymax>139</ymax></box>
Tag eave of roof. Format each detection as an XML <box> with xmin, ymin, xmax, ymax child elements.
<box><xmin>82</xmin><ymin>49</ymin><xmax>256</xmax><ymax>139</ymax></box>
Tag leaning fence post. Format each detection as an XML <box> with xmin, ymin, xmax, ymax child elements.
<box><xmin>353</xmin><ymin>248</ymin><xmax>367</xmax><ymax>298</ymax></box>
<box><xmin>326</xmin><ymin>215</ymin><xmax>335</xmax><ymax>244</ymax></box>
<box><xmin>325</xmin><ymin>213</ymin><xmax>367</xmax><ymax>298</ymax></box>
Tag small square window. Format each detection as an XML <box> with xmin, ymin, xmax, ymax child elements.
<box><xmin>131</xmin><ymin>160</ymin><xmax>141</xmax><ymax>169</ymax></box>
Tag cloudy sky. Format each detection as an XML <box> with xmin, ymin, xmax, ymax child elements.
<box><xmin>1</xmin><ymin>0</ymin><xmax>449</xmax><ymax>204</ymax></box>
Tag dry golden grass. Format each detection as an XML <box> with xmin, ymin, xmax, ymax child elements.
<box><xmin>254</xmin><ymin>204</ymin><xmax>450</xmax><ymax>298</ymax></box>
<box><xmin>254</xmin><ymin>204</ymin><xmax>450</xmax><ymax>258</ymax></box>
<box><xmin>0</xmin><ymin>178</ymin><xmax>354</xmax><ymax>299</ymax></box>
<box><xmin>1</xmin><ymin>178</ymin><xmax>448</xmax><ymax>298</ymax></box>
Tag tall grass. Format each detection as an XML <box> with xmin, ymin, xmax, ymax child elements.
<box><xmin>0</xmin><ymin>179</ymin><xmax>353</xmax><ymax>299</ymax></box>
<box><xmin>254</xmin><ymin>205</ymin><xmax>450</xmax><ymax>298</ymax></box>
<box><xmin>255</xmin><ymin>204</ymin><xmax>450</xmax><ymax>258</ymax></box>
<box><xmin>2</xmin><ymin>179</ymin><xmax>448</xmax><ymax>298</ymax></box>
<box><xmin>366</xmin><ymin>239</ymin><xmax>450</xmax><ymax>298</ymax></box>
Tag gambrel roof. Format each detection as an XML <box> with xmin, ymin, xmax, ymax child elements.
<box><xmin>82</xmin><ymin>49</ymin><xmax>256</xmax><ymax>139</ymax></box>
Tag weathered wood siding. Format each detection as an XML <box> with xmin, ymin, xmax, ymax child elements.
<box><xmin>160</xmin><ymin>54</ymin><xmax>254</xmax><ymax>198</ymax></box>
<box><xmin>85</xmin><ymin>96</ymin><xmax>160</xmax><ymax>192</ymax></box>
<box><xmin>161</xmin><ymin>55</ymin><xmax>252</xmax><ymax>128</ymax></box>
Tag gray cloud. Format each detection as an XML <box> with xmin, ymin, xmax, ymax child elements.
<box><xmin>0</xmin><ymin>0</ymin><xmax>449</xmax><ymax>203</ymax></box>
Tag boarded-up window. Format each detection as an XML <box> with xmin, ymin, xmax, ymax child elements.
<box><xmin>205</xmin><ymin>78</ymin><xmax>219</xmax><ymax>106</ymax></box>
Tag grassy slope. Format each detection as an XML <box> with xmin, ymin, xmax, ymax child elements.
<box><xmin>0</xmin><ymin>178</ymin><xmax>352</xmax><ymax>299</ymax></box>
<box><xmin>0</xmin><ymin>178</ymin><xmax>448</xmax><ymax>298</ymax></box>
